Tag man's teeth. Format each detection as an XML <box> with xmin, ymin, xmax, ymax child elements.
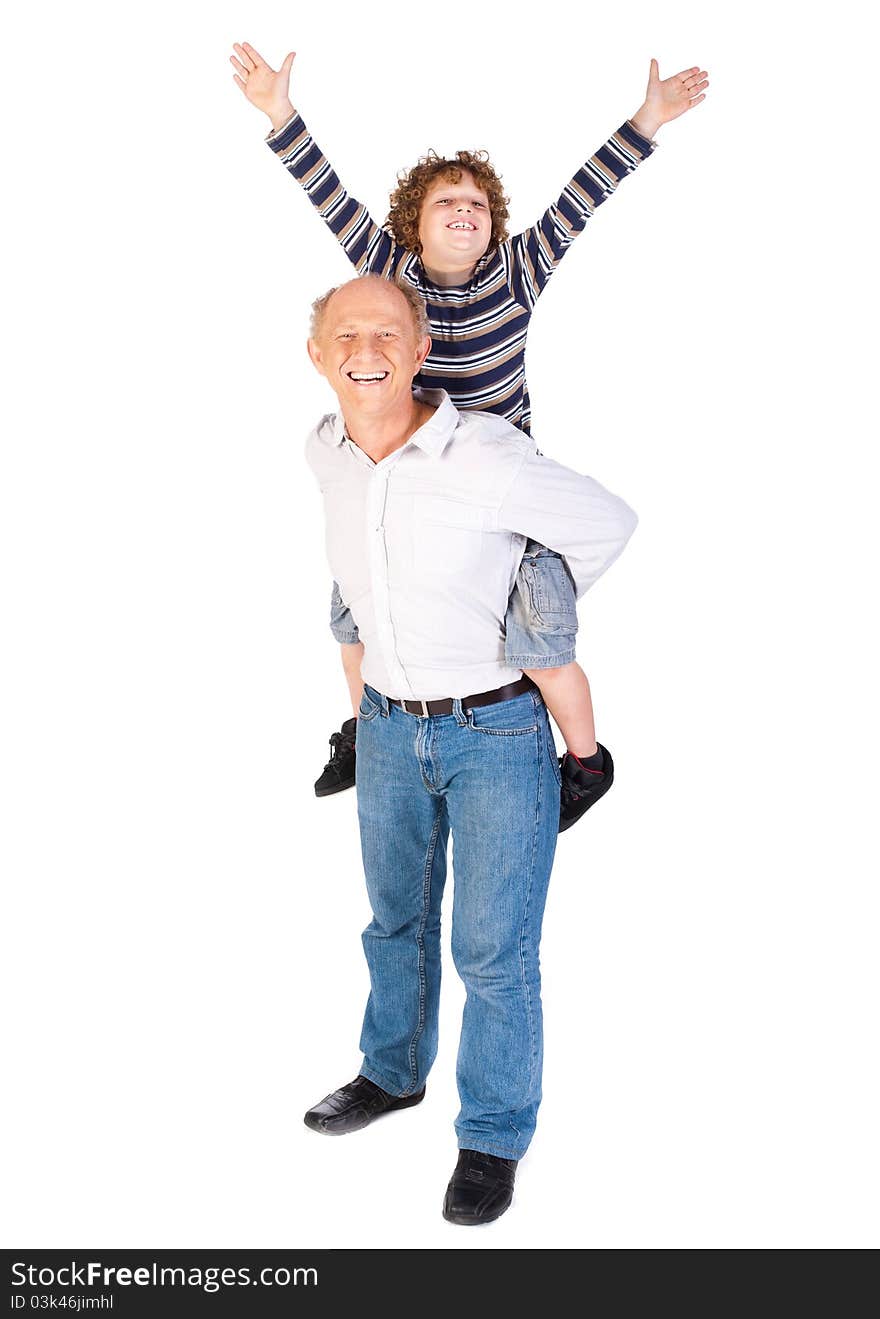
<box><xmin>349</xmin><ymin>372</ymin><xmax>388</xmax><ymax>381</ymax></box>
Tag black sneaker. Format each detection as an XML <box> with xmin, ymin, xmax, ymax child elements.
<box><xmin>314</xmin><ymin>717</ymin><xmax>357</xmax><ymax>797</ymax></box>
<box><xmin>558</xmin><ymin>743</ymin><xmax>614</xmax><ymax>832</ymax></box>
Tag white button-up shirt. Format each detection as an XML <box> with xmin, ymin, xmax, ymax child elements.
<box><xmin>306</xmin><ymin>389</ymin><xmax>637</xmax><ymax>700</ymax></box>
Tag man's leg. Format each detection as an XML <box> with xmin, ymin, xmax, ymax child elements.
<box><xmin>355</xmin><ymin>690</ymin><xmax>449</xmax><ymax>1097</ymax></box>
<box><xmin>440</xmin><ymin>690</ymin><xmax>560</xmax><ymax>1160</ymax></box>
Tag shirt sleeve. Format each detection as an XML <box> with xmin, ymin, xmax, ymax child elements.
<box><xmin>496</xmin><ymin>448</ymin><xmax>638</xmax><ymax>598</ymax></box>
<box><xmin>508</xmin><ymin>121</ymin><xmax>656</xmax><ymax>310</ymax></box>
<box><xmin>266</xmin><ymin>112</ymin><xmax>402</xmax><ymax>276</ymax></box>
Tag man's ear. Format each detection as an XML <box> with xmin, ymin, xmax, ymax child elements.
<box><xmin>415</xmin><ymin>335</ymin><xmax>432</xmax><ymax>369</ymax></box>
<box><xmin>307</xmin><ymin>338</ymin><xmax>326</xmax><ymax>376</ymax></box>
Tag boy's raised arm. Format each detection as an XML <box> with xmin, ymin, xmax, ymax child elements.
<box><xmin>509</xmin><ymin>60</ymin><xmax>708</xmax><ymax>309</ymax></box>
<box><xmin>231</xmin><ymin>42</ymin><xmax>398</xmax><ymax>276</ymax></box>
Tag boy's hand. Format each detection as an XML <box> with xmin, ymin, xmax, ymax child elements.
<box><xmin>230</xmin><ymin>42</ymin><xmax>296</xmax><ymax>134</ymax></box>
<box><xmin>630</xmin><ymin>59</ymin><xmax>709</xmax><ymax>140</ymax></box>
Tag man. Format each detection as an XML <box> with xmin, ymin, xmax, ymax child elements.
<box><xmin>302</xmin><ymin>274</ymin><xmax>637</xmax><ymax>1224</ymax></box>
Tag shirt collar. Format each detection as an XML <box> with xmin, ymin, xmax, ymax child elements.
<box><xmin>331</xmin><ymin>388</ymin><xmax>460</xmax><ymax>458</ymax></box>
<box><xmin>407</xmin><ymin>248</ymin><xmax>494</xmax><ymax>290</ymax></box>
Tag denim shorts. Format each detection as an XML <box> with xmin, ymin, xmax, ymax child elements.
<box><xmin>329</xmin><ymin>580</ymin><xmax>361</xmax><ymax>645</ymax></box>
<box><xmin>328</xmin><ymin>540</ymin><xmax>578</xmax><ymax>669</ymax></box>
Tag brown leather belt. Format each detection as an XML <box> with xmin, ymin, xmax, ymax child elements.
<box><xmin>389</xmin><ymin>675</ymin><xmax>536</xmax><ymax>718</ymax></box>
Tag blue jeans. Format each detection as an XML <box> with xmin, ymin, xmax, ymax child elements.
<box><xmin>330</xmin><ymin>541</ymin><xmax>578</xmax><ymax>668</ymax></box>
<box><xmin>354</xmin><ymin>683</ymin><xmax>560</xmax><ymax>1160</ymax></box>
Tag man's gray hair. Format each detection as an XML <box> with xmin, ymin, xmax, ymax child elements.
<box><xmin>309</xmin><ymin>274</ymin><xmax>429</xmax><ymax>341</ymax></box>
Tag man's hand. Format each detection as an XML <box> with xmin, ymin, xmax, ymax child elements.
<box><xmin>629</xmin><ymin>59</ymin><xmax>709</xmax><ymax>140</ymax></box>
<box><xmin>230</xmin><ymin>42</ymin><xmax>296</xmax><ymax>134</ymax></box>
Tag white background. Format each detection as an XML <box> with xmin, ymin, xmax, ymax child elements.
<box><xmin>2</xmin><ymin>0</ymin><xmax>877</xmax><ymax>1250</ymax></box>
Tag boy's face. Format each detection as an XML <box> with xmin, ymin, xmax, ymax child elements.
<box><xmin>418</xmin><ymin>170</ymin><xmax>492</xmax><ymax>273</ymax></box>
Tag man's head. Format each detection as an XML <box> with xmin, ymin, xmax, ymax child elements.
<box><xmin>386</xmin><ymin>151</ymin><xmax>509</xmax><ymax>270</ymax></box>
<box><xmin>308</xmin><ymin>275</ymin><xmax>432</xmax><ymax>421</ymax></box>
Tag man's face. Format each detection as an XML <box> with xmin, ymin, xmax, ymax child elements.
<box><xmin>417</xmin><ymin>170</ymin><xmax>492</xmax><ymax>271</ymax></box>
<box><xmin>308</xmin><ymin>280</ymin><xmax>431</xmax><ymax>420</ymax></box>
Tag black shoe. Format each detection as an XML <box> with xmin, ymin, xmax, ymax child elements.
<box><xmin>303</xmin><ymin>1075</ymin><xmax>425</xmax><ymax>1136</ymax></box>
<box><xmin>559</xmin><ymin>742</ymin><xmax>614</xmax><ymax>833</ymax></box>
<box><xmin>442</xmin><ymin>1149</ymin><xmax>518</xmax><ymax>1225</ymax></box>
<box><xmin>314</xmin><ymin>717</ymin><xmax>357</xmax><ymax>797</ymax></box>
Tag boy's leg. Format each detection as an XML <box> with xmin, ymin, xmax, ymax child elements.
<box><xmin>505</xmin><ymin>544</ymin><xmax>588</xmax><ymax>751</ymax></box>
<box><xmin>314</xmin><ymin>584</ymin><xmax>362</xmax><ymax>798</ymax></box>
<box><xmin>523</xmin><ymin>661</ymin><xmax>596</xmax><ymax>758</ymax></box>
<box><xmin>505</xmin><ymin>545</ymin><xmax>613</xmax><ymax>829</ymax></box>
<box><xmin>340</xmin><ymin>640</ymin><xmax>365</xmax><ymax>717</ymax></box>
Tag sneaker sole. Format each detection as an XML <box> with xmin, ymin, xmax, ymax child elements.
<box><xmin>314</xmin><ymin>778</ymin><xmax>356</xmax><ymax>798</ymax></box>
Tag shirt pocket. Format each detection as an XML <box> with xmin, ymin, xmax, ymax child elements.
<box><xmin>413</xmin><ymin>496</ymin><xmax>492</xmax><ymax>576</ymax></box>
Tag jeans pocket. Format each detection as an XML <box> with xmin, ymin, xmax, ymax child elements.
<box><xmin>466</xmin><ymin>692</ymin><xmax>539</xmax><ymax>736</ymax></box>
<box><xmin>519</xmin><ymin>548</ymin><xmax>578</xmax><ymax>636</ymax></box>
<box><xmin>358</xmin><ymin>687</ymin><xmax>382</xmax><ymax>722</ymax></box>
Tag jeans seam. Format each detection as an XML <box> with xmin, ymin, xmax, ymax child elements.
<box><xmin>405</xmin><ymin>807</ymin><xmax>442</xmax><ymax>1095</ymax></box>
<box><xmin>514</xmin><ymin>719</ymin><xmax>543</xmax><ymax>1143</ymax></box>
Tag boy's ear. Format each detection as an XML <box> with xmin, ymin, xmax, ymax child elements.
<box><xmin>307</xmin><ymin>338</ymin><xmax>325</xmax><ymax>376</ymax></box>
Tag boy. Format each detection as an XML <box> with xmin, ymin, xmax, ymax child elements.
<box><xmin>230</xmin><ymin>43</ymin><xmax>708</xmax><ymax>830</ymax></box>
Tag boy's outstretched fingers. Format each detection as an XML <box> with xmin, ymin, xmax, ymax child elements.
<box><xmin>644</xmin><ymin>59</ymin><xmax>709</xmax><ymax>127</ymax></box>
<box><xmin>679</xmin><ymin>66</ymin><xmax>709</xmax><ymax>108</ymax></box>
<box><xmin>229</xmin><ymin>43</ymin><xmax>296</xmax><ymax>125</ymax></box>
<box><xmin>230</xmin><ymin>42</ymin><xmax>257</xmax><ymax>95</ymax></box>
<box><xmin>232</xmin><ymin>42</ymin><xmax>256</xmax><ymax>72</ymax></box>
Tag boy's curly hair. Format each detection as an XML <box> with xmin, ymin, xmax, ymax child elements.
<box><xmin>386</xmin><ymin>150</ymin><xmax>510</xmax><ymax>256</ymax></box>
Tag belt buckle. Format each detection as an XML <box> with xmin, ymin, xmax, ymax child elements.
<box><xmin>420</xmin><ymin>699</ymin><xmax>429</xmax><ymax>717</ymax></box>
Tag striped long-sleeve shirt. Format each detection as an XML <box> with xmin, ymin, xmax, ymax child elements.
<box><xmin>269</xmin><ymin>113</ymin><xmax>655</xmax><ymax>434</ymax></box>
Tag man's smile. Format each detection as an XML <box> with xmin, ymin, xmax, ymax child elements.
<box><xmin>347</xmin><ymin>370</ymin><xmax>389</xmax><ymax>385</ymax></box>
